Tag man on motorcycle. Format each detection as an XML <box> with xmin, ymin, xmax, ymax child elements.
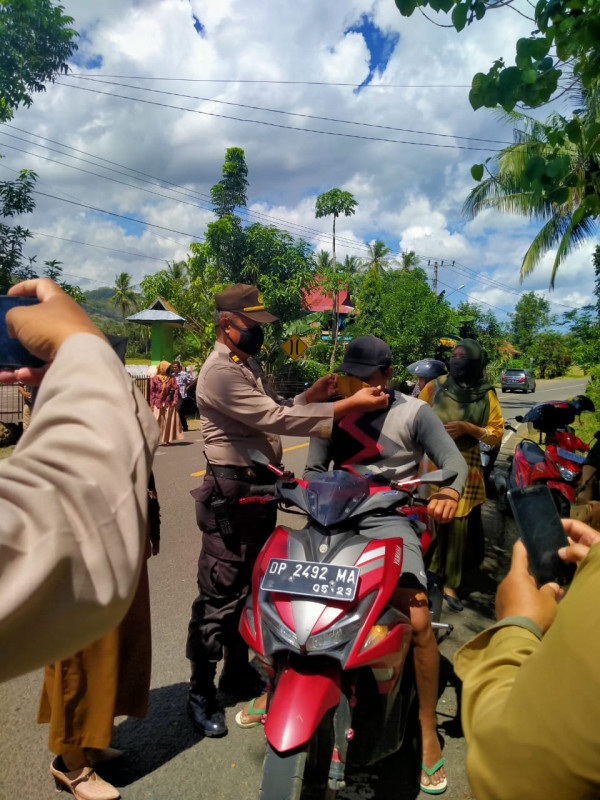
<box><xmin>239</xmin><ymin>336</ymin><xmax>467</xmax><ymax>795</ymax></box>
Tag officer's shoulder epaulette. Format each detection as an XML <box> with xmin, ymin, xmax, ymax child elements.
<box><xmin>229</xmin><ymin>352</ymin><xmax>241</xmax><ymax>363</ymax></box>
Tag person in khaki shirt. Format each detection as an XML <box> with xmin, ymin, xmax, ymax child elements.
<box><xmin>186</xmin><ymin>283</ymin><xmax>388</xmax><ymax>737</ymax></box>
<box><xmin>0</xmin><ymin>279</ymin><xmax>158</xmax><ymax>684</ymax></box>
<box><xmin>455</xmin><ymin>518</ymin><xmax>600</xmax><ymax>800</ymax></box>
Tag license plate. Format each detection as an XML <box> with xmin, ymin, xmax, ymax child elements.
<box><xmin>261</xmin><ymin>558</ymin><xmax>360</xmax><ymax>601</ymax></box>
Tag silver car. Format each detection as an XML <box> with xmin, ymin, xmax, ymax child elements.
<box><xmin>501</xmin><ymin>368</ymin><xmax>536</xmax><ymax>393</ymax></box>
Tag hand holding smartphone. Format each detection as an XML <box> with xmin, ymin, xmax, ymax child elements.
<box><xmin>507</xmin><ymin>485</ymin><xmax>576</xmax><ymax>587</ymax></box>
<box><xmin>0</xmin><ymin>296</ymin><xmax>45</xmax><ymax>369</ymax></box>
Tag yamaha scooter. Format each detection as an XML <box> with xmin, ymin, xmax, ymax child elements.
<box><xmin>495</xmin><ymin>398</ymin><xmax>594</xmax><ymax>516</ymax></box>
<box><xmin>239</xmin><ymin>456</ymin><xmax>456</xmax><ymax>799</ymax></box>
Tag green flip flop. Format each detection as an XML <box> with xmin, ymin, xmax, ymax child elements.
<box><xmin>420</xmin><ymin>758</ymin><xmax>447</xmax><ymax>795</ymax></box>
<box><xmin>234</xmin><ymin>697</ymin><xmax>267</xmax><ymax>729</ymax></box>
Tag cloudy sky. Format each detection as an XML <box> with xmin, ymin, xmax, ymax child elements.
<box><xmin>2</xmin><ymin>0</ymin><xmax>595</xmax><ymax>322</ymax></box>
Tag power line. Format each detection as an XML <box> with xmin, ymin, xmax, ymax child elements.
<box><xmin>30</xmin><ymin>230</ymin><xmax>171</xmax><ymax>264</ymax></box>
<box><xmin>63</xmin><ymin>75</ymin><xmax>513</xmax><ymax>146</ymax></box>
<box><xmin>31</xmin><ymin>190</ymin><xmax>205</xmax><ymax>240</ymax></box>
<box><xmin>2</xmin><ymin>125</ymin><xmax>373</xmax><ymax>251</ymax></box>
<box><xmin>55</xmin><ymin>81</ymin><xmax>502</xmax><ymax>153</ymax></box>
<box><xmin>67</xmin><ymin>73</ymin><xmax>471</xmax><ymax>89</ymax></box>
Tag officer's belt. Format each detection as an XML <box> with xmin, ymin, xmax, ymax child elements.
<box><xmin>207</xmin><ymin>464</ymin><xmax>272</xmax><ymax>483</ymax></box>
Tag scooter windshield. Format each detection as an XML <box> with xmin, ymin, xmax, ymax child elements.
<box><xmin>306</xmin><ymin>470</ymin><xmax>370</xmax><ymax>527</ymax></box>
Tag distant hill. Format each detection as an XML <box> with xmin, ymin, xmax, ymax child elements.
<box><xmin>82</xmin><ymin>286</ymin><xmax>142</xmax><ymax>321</ymax></box>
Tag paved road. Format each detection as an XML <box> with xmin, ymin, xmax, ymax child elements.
<box><xmin>0</xmin><ymin>377</ymin><xmax>588</xmax><ymax>800</ymax></box>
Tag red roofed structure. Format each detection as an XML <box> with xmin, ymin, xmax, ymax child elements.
<box><xmin>303</xmin><ymin>283</ymin><xmax>355</xmax><ymax>314</ymax></box>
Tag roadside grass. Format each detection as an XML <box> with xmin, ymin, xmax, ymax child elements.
<box><xmin>553</xmin><ymin>365</ymin><xmax>585</xmax><ymax>380</ymax></box>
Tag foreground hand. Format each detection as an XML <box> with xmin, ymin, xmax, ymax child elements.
<box><xmin>427</xmin><ymin>490</ymin><xmax>459</xmax><ymax>523</ymax></box>
<box><xmin>495</xmin><ymin>541</ymin><xmax>561</xmax><ymax>634</ymax></box>
<box><xmin>305</xmin><ymin>374</ymin><xmax>337</xmax><ymax>403</ymax></box>
<box><xmin>0</xmin><ymin>279</ymin><xmax>105</xmax><ymax>385</ymax></box>
<box><xmin>559</xmin><ymin>519</ymin><xmax>600</xmax><ymax>569</ymax></box>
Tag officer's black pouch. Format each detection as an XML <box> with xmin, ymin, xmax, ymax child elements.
<box><xmin>211</xmin><ymin>496</ymin><xmax>235</xmax><ymax>539</ymax></box>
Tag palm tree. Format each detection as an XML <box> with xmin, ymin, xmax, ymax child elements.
<box><xmin>167</xmin><ymin>259</ymin><xmax>189</xmax><ymax>288</ymax></box>
<box><xmin>363</xmin><ymin>239</ymin><xmax>391</xmax><ymax>275</ymax></box>
<box><xmin>463</xmin><ymin>106</ymin><xmax>598</xmax><ymax>287</ymax></box>
<box><xmin>315</xmin><ymin>249</ymin><xmax>333</xmax><ymax>272</ymax></box>
<box><xmin>315</xmin><ymin>189</ymin><xmax>358</xmax><ymax>368</ymax></box>
<box><xmin>111</xmin><ymin>271</ymin><xmax>137</xmax><ymax>325</ymax></box>
<box><xmin>394</xmin><ymin>250</ymin><xmax>420</xmax><ymax>272</ymax></box>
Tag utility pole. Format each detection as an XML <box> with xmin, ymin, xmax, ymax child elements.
<box><xmin>428</xmin><ymin>259</ymin><xmax>439</xmax><ymax>294</ymax></box>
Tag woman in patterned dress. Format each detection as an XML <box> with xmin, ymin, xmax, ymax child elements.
<box><xmin>420</xmin><ymin>339</ymin><xmax>503</xmax><ymax>610</ymax></box>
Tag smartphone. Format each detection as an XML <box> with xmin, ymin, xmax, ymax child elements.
<box><xmin>0</xmin><ymin>296</ymin><xmax>45</xmax><ymax>369</ymax></box>
<box><xmin>507</xmin><ymin>485</ymin><xmax>576</xmax><ymax>587</ymax></box>
<box><xmin>336</xmin><ymin>375</ymin><xmax>369</xmax><ymax>397</ymax></box>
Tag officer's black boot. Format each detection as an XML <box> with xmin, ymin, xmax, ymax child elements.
<box><xmin>188</xmin><ymin>660</ymin><xmax>227</xmax><ymax>737</ymax></box>
<box><xmin>218</xmin><ymin>638</ymin><xmax>266</xmax><ymax>701</ymax></box>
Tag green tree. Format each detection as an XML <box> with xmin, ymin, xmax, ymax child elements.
<box><xmin>395</xmin><ymin>0</ymin><xmax>600</xmax><ymax>285</ymax></box>
<box><xmin>210</xmin><ymin>147</ymin><xmax>248</xmax><ymax>219</ymax></box>
<box><xmin>363</xmin><ymin>239</ymin><xmax>391</xmax><ymax>275</ymax></box>
<box><xmin>509</xmin><ymin>291</ymin><xmax>552</xmax><ymax>353</ymax></box>
<box><xmin>0</xmin><ymin>168</ymin><xmax>36</xmax><ymax>292</ymax></box>
<box><xmin>315</xmin><ymin>188</ymin><xmax>358</xmax><ymax>368</ymax></box>
<box><xmin>0</xmin><ymin>0</ymin><xmax>78</xmax><ymax>288</ymax></box>
<box><xmin>394</xmin><ymin>249</ymin><xmax>420</xmax><ymax>272</ymax></box>
<box><xmin>360</xmin><ymin>269</ymin><xmax>454</xmax><ymax>377</ymax></box>
<box><xmin>111</xmin><ymin>272</ymin><xmax>137</xmax><ymax>325</ymax></box>
<box><xmin>464</xmin><ymin>109</ymin><xmax>599</xmax><ymax>286</ymax></box>
<box><xmin>528</xmin><ymin>331</ymin><xmax>572</xmax><ymax>377</ymax></box>
<box><xmin>355</xmin><ymin>267</ymin><xmax>385</xmax><ymax>339</ymax></box>
<box><xmin>0</xmin><ymin>0</ymin><xmax>78</xmax><ymax>123</ymax></box>
<box><xmin>241</xmin><ymin>223</ymin><xmax>314</xmax><ymax>323</ymax></box>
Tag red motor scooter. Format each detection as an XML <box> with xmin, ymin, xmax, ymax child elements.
<box><xmin>495</xmin><ymin>398</ymin><xmax>594</xmax><ymax>516</ymax></box>
<box><xmin>239</xmin><ymin>455</ymin><xmax>456</xmax><ymax>799</ymax></box>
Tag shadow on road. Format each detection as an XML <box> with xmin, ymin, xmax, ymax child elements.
<box><xmin>106</xmin><ymin>682</ymin><xmax>202</xmax><ymax>786</ymax></box>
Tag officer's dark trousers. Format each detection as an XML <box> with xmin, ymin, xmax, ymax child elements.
<box><xmin>186</xmin><ymin>475</ymin><xmax>277</xmax><ymax>687</ymax></box>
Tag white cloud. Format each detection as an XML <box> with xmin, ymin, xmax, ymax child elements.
<box><xmin>1</xmin><ymin>0</ymin><xmax>596</xmax><ymax>313</ymax></box>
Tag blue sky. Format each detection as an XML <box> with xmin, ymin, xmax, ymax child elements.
<box><xmin>2</xmin><ymin>0</ymin><xmax>594</xmax><ymax>322</ymax></box>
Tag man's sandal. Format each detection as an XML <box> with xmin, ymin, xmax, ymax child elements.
<box><xmin>420</xmin><ymin>758</ymin><xmax>447</xmax><ymax>795</ymax></box>
<box><xmin>234</xmin><ymin>697</ymin><xmax>266</xmax><ymax>729</ymax></box>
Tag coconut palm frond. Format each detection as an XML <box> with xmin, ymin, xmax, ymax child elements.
<box><xmin>520</xmin><ymin>213</ymin><xmax>571</xmax><ymax>280</ymax></box>
<box><xmin>549</xmin><ymin>214</ymin><xmax>598</xmax><ymax>287</ymax></box>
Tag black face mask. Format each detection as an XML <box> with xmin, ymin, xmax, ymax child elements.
<box><xmin>448</xmin><ymin>356</ymin><xmax>472</xmax><ymax>381</ymax></box>
<box><xmin>227</xmin><ymin>319</ymin><xmax>264</xmax><ymax>356</ymax></box>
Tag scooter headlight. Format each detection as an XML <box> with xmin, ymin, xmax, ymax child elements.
<box><xmin>305</xmin><ymin>612</ymin><xmax>363</xmax><ymax>653</ymax></box>
<box><xmin>558</xmin><ymin>464</ymin><xmax>576</xmax><ymax>482</ymax></box>
<box><xmin>260</xmin><ymin>605</ymin><xmax>299</xmax><ymax>650</ymax></box>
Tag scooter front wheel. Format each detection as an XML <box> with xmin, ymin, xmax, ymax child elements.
<box><xmin>260</xmin><ymin>719</ymin><xmax>334</xmax><ymax>800</ymax></box>
<box><xmin>260</xmin><ymin>741</ymin><xmax>308</xmax><ymax>800</ymax></box>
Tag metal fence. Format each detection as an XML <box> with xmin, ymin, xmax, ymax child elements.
<box><xmin>0</xmin><ymin>385</ymin><xmax>22</xmax><ymax>423</ymax></box>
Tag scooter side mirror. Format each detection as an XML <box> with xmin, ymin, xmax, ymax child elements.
<box><xmin>420</xmin><ymin>469</ymin><xmax>459</xmax><ymax>487</ymax></box>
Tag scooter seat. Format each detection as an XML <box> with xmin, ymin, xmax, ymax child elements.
<box><xmin>519</xmin><ymin>439</ymin><xmax>546</xmax><ymax>465</ymax></box>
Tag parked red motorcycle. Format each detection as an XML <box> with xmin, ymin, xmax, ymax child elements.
<box><xmin>494</xmin><ymin>396</ymin><xmax>595</xmax><ymax>516</ymax></box>
<box><xmin>239</xmin><ymin>455</ymin><xmax>456</xmax><ymax>800</ymax></box>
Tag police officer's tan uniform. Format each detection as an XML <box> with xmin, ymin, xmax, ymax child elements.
<box><xmin>186</xmin><ymin>284</ymin><xmax>334</xmax><ymax>736</ymax></box>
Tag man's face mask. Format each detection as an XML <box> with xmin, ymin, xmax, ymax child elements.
<box><xmin>226</xmin><ymin>319</ymin><xmax>264</xmax><ymax>356</ymax></box>
<box><xmin>336</xmin><ymin>374</ymin><xmax>369</xmax><ymax>397</ymax></box>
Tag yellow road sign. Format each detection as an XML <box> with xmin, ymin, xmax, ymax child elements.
<box><xmin>281</xmin><ymin>334</ymin><xmax>308</xmax><ymax>360</ymax></box>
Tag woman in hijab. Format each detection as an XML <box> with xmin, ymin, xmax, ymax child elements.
<box><xmin>420</xmin><ymin>339</ymin><xmax>503</xmax><ymax>611</ymax></box>
<box><xmin>149</xmin><ymin>361</ymin><xmax>183</xmax><ymax>445</ymax></box>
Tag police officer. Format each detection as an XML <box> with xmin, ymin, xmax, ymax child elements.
<box><xmin>186</xmin><ymin>284</ymin><xmax>388</xmax><ymax>736</ymax></box>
